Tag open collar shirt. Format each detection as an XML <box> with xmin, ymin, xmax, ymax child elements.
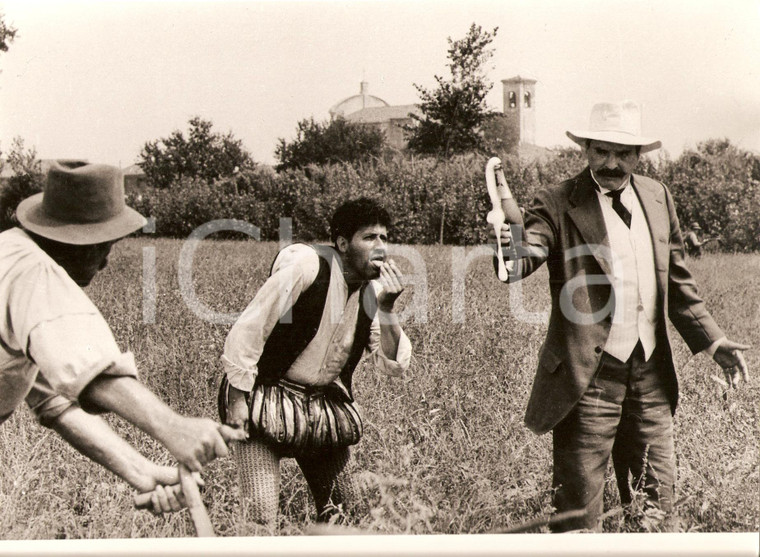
<box><xmin>0</xmin><ymin>228</ymin><xmax>137</xmax><ymax>425</ymax></box>
<box><xmin>222</xmin><ymin>243</ymin><xmax>411</xmax><ymax>392</ymax></box>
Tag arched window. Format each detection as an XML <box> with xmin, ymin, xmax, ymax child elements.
<box><xmin>508</xmin><ymin>91</ymin><xmax>517</xmax><ymax>108</ymax></box>
<box><xmin>524</xmin><ymin>91</ymin><xmax>531</xmax><ymax>108</ymax></box>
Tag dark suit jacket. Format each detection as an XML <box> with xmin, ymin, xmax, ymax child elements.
<box><xmin>506</xmin><ymin>167</ymin><xmax>724</xmax><ymax>435</ymax></box>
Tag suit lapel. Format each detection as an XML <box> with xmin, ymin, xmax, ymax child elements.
<box><xmin>631</xmin><ymin>174</ymin><xmax>670</xmax><ymax>292</ymax></box>
<box><xmin>566</xmin><ymin>168</ymin><xmax>613</xmax><ymax>277</ymax></box>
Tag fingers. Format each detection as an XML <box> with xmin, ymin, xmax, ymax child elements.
<box><xmin>219</xmin><ymin>423</ymin><xmax>247</xmax><ymax>444</ymax></box>
<box><xmin>379</xmin><ymin>259</ymin><xmax>404</xmax><ymax>292</ymax></box>
<box><xmin>150</xmin><ymin>484</ymin><xmax>183</xmax><ymax>514</ymax></box>
<box><xmin>723</xmin><ymin>347</ymin><xmax>749</xmax><ymax>388</ymax></box>
<box><xmin>724</xmin><ymin>367</ymin><xmax>738</xmax><ymax>390</ymax></box>
<box><xmin>488</xmin><ymin>224</ymin><xmax>512</xmax><ymax>241</ymax></box>
<box><xmin>191</xmin><ymin>471</ymin><xmax>205</xmax><ymax>489</ymax></box>
<box><xmin>212</xmin><ymin>428</ymin><xmax>231</xmax><ymax>459</ymax></box>
<box><xmin>183</xmin><ymin>454</ymin><xmax>204</xmax><ymax>473</ymax></box>
<box><xmin>737</xmin><ymin>350</ymin><xmax>749</xmax><ymax>383</ymax></box>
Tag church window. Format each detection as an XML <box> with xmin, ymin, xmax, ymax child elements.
<box><xmin>524</xmin><ymin>91</ymin><xmax>531</xmax><ymax>108</ymax></box>
<box><xmin>508</xmin><ymin>91</ymin><xmax>517</xmax><ymax>108</ymax></box>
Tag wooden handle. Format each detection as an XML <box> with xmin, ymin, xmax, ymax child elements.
<box><xmin>133</xmin><ymin>466</ymin><xmax>216</xmax><ymax>537</ymax></box>
<box><xmin>179</xmin><ymin>464</ymin><xmax>215</xmax><ymax>537</ymax></box>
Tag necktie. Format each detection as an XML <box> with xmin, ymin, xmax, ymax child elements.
<box><xmin>606</xmin><ymin>188</ymin><xmax>632</xmax><ymax>228</ymax></box>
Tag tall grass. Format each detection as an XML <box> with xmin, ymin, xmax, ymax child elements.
<box><xmin>0</xmin><ymin>238</ymin><xmax>757</xmax><ymax>538</ymax></box>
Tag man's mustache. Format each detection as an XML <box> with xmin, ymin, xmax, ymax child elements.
<box><xmin>596</xmin><ymin>168</ymin><xmax>626</xmax><ymax>178</ymax></box>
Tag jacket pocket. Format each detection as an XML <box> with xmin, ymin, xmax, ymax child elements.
<box><xmin>538</xmin><ymin>343</ymin><xmax>564</xmax><ymax>374</ymax></box>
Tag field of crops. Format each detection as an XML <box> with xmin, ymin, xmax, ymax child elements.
<box><xmin>0</xmin><ymin>237</ymin><xmax>757</xmax><ymax>539</ymax></box>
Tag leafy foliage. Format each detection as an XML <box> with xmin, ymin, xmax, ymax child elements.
<box><xmin>652</xmin><ymin>138</ymin><xmax>760</xmax><ymax>252</ymax></box>
<box><xmin>481</xmin><ymin>114</ymin><xmax>519</xmax><ymax>155</ymax></box>
<box><xmin>406</xmin><ymin>24</ymin><xmax>499</xmax><ymax>157</ymax></box>
<box><xmin>126</xmin><ymin>138</ymin><xmax>760</xmax><ymax>251</ymax></box>
<box><xmin>0</xmin><ymin>11</ymin><xmax>17</xmax><ymax>53</ymax></box>
<box><xmin>275</xmin><ymin>116</ymin><xmax>386</xmax><ymax>172</ymax></box>
<box><xmin>0</xmin><ymin>137</ymin><xmax>43</xmax><ymax>231</ymax></box>
<box><xmin>139</xmin><ymin>116</ymin><xmax>255</xmax><ymax>189</ymax></box>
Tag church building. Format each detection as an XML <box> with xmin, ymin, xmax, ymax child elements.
<box><xmin>329</xmin><ymin>75</ymin><xmax>538</xmax><ymax>151</ymax></box>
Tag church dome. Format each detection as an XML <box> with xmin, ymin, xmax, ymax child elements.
<box><xmin>329</xmin><ymin>81</ymin><xmax>389</xmax><ymax>118</ymax></box>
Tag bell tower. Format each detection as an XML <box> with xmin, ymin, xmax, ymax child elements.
<box><xmin>502</xmin><ymin>76</ymin><xmax>537</xmax><ymax>146</ymax></box>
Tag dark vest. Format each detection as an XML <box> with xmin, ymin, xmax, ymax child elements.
<box><xmin>254</xmin><ymin>244</ymin><xmax>375</xmax><ymax>398</ymax></box>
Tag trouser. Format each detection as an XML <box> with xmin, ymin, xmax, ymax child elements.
<box><xmin>551</xmin><ymin>342</ymin><xmax>676</xmax><ymax>532</ymax></box>
<box><xmin>235</xmin><ymin>437</ymin><xmax>365</xmax><ymax>526</ymax></box>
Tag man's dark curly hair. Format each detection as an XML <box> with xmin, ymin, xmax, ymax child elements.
<box><xmin>330</xmin><ymin>197</ymin><xmax>391</xmax><ymax>243</ymax></box>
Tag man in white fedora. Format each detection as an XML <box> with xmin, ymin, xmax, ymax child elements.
<box><xmin>1</xmin><ymin>161</ymin><xmax>244</xmax><ymax>513</ymax></box>
<box><xmin>489</xmin><ymin>101</ymin><xmax>749</xmax><ymax>531</ymax></box>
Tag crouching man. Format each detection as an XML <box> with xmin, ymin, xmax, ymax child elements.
<box><xmin>219</xmin><ymin>198</ymin><xmax>412</xmax><ymax>527</ymax></box>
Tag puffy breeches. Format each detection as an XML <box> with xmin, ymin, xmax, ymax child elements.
<box><xmin>235</xmin><ymin>437</ymin><xmax>365</xmax><ymax>525</ymax></box>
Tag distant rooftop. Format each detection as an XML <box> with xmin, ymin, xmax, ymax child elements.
<box><xmin>329</xmin><ymin>81</ymin><xmax>390</xmax><ymax>118</ymax></box>
<box><xmin>344</xmin><ymin>104</ymin><xmax>421</xmax><ymax>124</ymax></box>
<box><xmin>122</xmin><ymin>163</ymin><xmax>145</xmax><ymax>176</ymax></box>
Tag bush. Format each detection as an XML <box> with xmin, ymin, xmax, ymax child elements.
<box><xmin>657</xmin><ymin>139</ymin><xmax>760</xmax><ymax>252</ymax></box>
<box><xmin>275</xmin><ymin>117</ymin><xmax>387</xmax><ymax>172</ymax></box>
<box><xmin>125</xmin><ymin>140</ymin><xmax>760</xmax><ymax>251</ymax></box>
<box><xmin>0</xmin><ymin>173</ymin><xmax>44</xmax><ymax>232</ymax></box>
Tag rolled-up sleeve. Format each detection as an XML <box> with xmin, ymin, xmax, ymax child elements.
<box><xmin>367</xmin><ymin>323</ymin><xmax>412</xmax><ymax>377</ymax></box>
<box><xmin>29</xmin><ymin>315</ymin><xmax>138</xmax><ymax>403</ymax></box>
<box><xmin>25</xmin><ymin>373</ymin><xmax>74</xmax><ymax>427</ymax></box>
<box><xmin>8</xmin><ymin>247</ymin><xmax>137</xmax><ymax>405</ymax></box>
<box><xmin>222</xmin><ymin>244</ymin><xmax>319</xmax><ymax>391</ymax></box>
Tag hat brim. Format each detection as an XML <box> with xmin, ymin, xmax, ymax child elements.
<box><xmin>566</xmin><ymin>130</ymin><xmax>661</xmax><ymax>154</ymax></box>
<box><xmin>16</xmin><ymin>193</ymin><xmax>147</xmax><ymax>245</ymax></box>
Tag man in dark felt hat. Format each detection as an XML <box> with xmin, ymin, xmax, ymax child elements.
<box><xmin>1</xmin><ymin>161</ymin><xmax>245</xmax><ymax>513</ymax></box>
<box><xmin>489</xmin><ymin>101</ymin><xmax>750</xmax><ymax>531</ymax></box>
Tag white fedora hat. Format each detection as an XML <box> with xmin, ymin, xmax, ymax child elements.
<box><xmin>566</xmin><ymin>100</ymin><xmax>661</xmax><ymax>153</ymax></box>
<box><xmin>16</xmin><ymin>161</ymin><xmax>146</xmax><ymax>245</ymax></box>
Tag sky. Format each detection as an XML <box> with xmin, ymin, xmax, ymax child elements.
<box><xmin>0</xmin><ymin>0</ymin><xmax>759</xmax><ymax>168</ymax></box>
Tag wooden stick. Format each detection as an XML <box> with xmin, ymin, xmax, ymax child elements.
<box><xmin>133</xmin><ymin>466</ymin><xmax>216</xmax><ymax>537</ymax></box>
<box><xmin>179</xmin><ymin>464</ymin><xmax>216</xmax><ymax>537</ymax></box>
<box><xmin>491</xmin><ymin>508</ymin><xmax>589</xmax><ymax>533</ymax></box>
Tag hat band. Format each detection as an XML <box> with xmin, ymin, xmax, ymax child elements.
<box><xmin>42</xmin><ymin>192</ymin><xmax>123</xmax><ymax>224</ymax></box>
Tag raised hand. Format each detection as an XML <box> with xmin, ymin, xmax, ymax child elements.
<box><xmin>376</xmin><ymin>259</ymin><xmax>405</xmax><ymax>312</ymax></box>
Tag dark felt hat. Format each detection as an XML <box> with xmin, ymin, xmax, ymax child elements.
<box><xmin>16</xmin><ymin>161</ymin><xmax>146</xmax><ymax>245</ymax></box>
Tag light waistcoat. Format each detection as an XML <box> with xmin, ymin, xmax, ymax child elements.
<box><xmin>596</xmin><ymin>185</ymin><xmax>658</xmax><ymax>361</ymax></box>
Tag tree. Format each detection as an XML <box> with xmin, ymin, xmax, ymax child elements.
<box><xmin>406</xmin><ymin>24</ymin><xmax>499</xmax><ymax>157</ymax></box>
<box><xmin>657</xmin><ymin>138</ymin><xmax>760</xmax><ymax>252</ymax></box>
<box><xmin>481</xmin><ymin>113</ymin><xmax>519</xmax><ymax>155</ymax></box>
<box><xmin>0</xmin><ymin>12</ymin><xmax>17</xmax><ymax>54</ymax></box>
<box><xmin>139</xmin><ymin>116</ymin><xmax>255</xmax><ymax>189</ymax></box>
<box><xmin>275</xmin><ymin>116</ymin><xmax>386</xmax><ymax>172</ymax></box>
<box><xmin>0</xmin><ymin>137</ymin><xmax>44</xmax><ymax>231</ymax></box>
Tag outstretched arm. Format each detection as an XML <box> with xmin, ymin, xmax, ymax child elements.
<box><xmin>50</xmin><ymin>406</ymin><xmax>192</xmax><ymax>514</ymax></box>
<box><xmin>79</xmin><ymin>375</ymin><xmax>245</xmax><ymax>472</ymax></box>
